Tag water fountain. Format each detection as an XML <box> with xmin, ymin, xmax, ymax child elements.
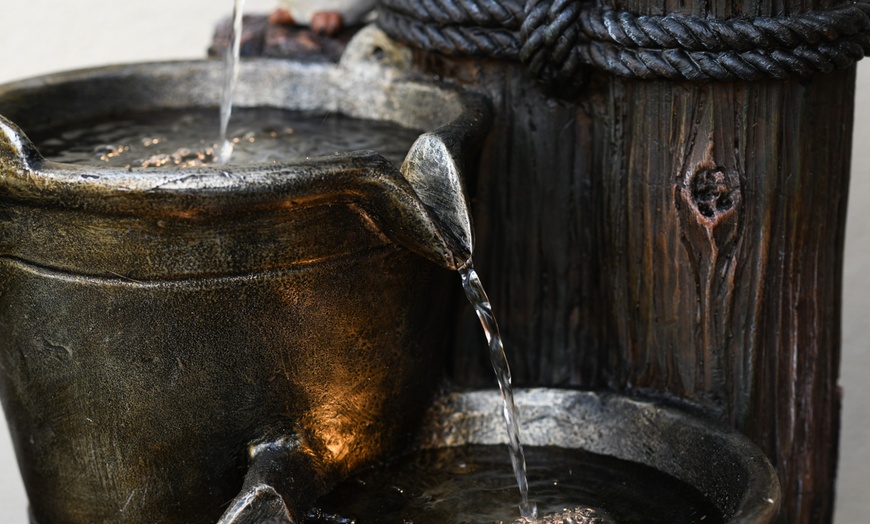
<box><xmin>3</xmin><ymin>0</ymin><xmax>864</xmax><ymax>520</ymax></box>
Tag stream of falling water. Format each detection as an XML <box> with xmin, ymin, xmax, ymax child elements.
<box><xmin>459</xmin><ymin>259</ymin><xmax>538</xmax><ymax>522</ymax></box>
<box><xmin>218</xmin><ymin>0</ymin><xmax>246</xmax><ymax>164</ymax></box>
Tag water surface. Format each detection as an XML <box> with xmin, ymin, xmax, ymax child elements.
<box><xmin>307</xmin><ymin>445</ymin><xmax>725</xmax><ymax>524</ymax></box>
<box><xmin>32</xmin><ymin>107</ymin><xmax>421</xmax><ymax>168</ymax></box>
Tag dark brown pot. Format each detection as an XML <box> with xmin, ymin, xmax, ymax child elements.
<box><xmin>0</xmin><ymin>28</ymin><xmax>488</xmax><ymax>524</ymax></box>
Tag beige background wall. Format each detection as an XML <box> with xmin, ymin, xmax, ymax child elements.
<box><xmin>0</xmin><ymin>1</ymin><xmax>867</xmax><ymax>522</ymax></box>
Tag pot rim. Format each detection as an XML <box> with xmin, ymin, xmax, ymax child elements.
<box><xmin>0</xmin><ymin>55</ymin><xmax>491</xmax><ymax>273</ymax></box>
<box><xmin>0</xmin><ymin>58</ymin><xmax>488</xmax><ymax>210</ymax></box>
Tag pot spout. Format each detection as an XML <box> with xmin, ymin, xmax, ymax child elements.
<box><xmin>401</xmin><ymin>131</ymin><xmax>476</xmax><ymax>269</ymax></box>
<box><xmin>340</xmin><ymin>24</ymin><xmax>490</xmax><ymax>270</ymax></box>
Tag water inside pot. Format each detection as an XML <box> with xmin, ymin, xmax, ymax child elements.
<box><xmin>306</xmin><ymin>444</ymin><xmax>724</xmax><ymax>524</ymax></box>
<box><xmin>30</xmin><ymin>107</ymin><xmax>422</xmax><ymax>168</ymax></box>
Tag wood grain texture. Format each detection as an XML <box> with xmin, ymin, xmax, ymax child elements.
<box><xmin>586</xmin><ymin>73</ymin><xmax>852</xmax><ymax>524</ymax></box>
<box><xmin>413</xmin><ymin>1</ymin><xmax>856</xmax><ymax>520</ymax></box>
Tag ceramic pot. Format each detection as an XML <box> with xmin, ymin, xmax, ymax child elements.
<box><xmin>0</xmin><ymin>27</ymin><xmax>487</xmax><ymax>524</ymax></box>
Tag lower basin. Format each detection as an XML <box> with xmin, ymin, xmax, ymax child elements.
<box><xmin>307</xmin><ymin>388</ymin><xmax>781</xmax><ymax>524</ymax></box>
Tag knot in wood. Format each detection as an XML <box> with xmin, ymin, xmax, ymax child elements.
<box><xmin>690</xmin><ymin>168</ymin><xmax>736</xmax><ymax>220</ymax></box>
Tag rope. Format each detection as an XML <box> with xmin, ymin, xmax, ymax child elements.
<box><xmin>378</xmin><ymin>8</ymin><xmax>520</xmax><ymax>59</ymax></box>
<box><xmin>576</xmin><ymin>3</ymin><xmax>870</xmax><ymax>52</ymax></box>
<box><xmin>580</xmin><ymin>33</ymin><xmax>870</xmax><ymax>81</ymax></box>
<box><xmin>520</xmin><ymin>0</ymin><xmax>586</xmax><ymax>82</ymax></box>
<box><xmin>379</xmin><ymin>0</ymin><xmax>525</xmax><ymax>29</ymax></box>
<box><xmin>376</xmin><ymin>0</ymin><xmax>870</xmax><ymax>82</ymax></box>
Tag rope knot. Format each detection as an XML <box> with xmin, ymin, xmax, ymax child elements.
<box><xmin>519</xmin><ymin>0</ymin><xmax>585</xmax><ymax>84</ymax></box>
<box><xmin>376</xmin><ymin>0</ymin><xmax>870</xmax><ymax>84</ymax></box>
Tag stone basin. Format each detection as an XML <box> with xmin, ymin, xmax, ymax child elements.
<box><xmin>414</xmin><ymin>388</ymin><xmax>781</xmax><ymax>524</ymax></box>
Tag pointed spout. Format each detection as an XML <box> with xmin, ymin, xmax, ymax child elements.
<box><xmin>402</xmin><ymin>132</ymin><xmax>474</xmax><ymax>268</ymax></box>
<box><xmin>399</xmin><ymin>93</ymin><xmax>490</xmax><ymax>270</ymax></box>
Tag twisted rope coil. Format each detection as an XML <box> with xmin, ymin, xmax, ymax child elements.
<box><xmin>376</xmin><ymin>0</ymin><xmax>870</xmax><ymax>82</ymax></box>
<box><xmin>378</xmin><ymin>8</ymin><xmax>521</xmax><ymax>59</ymax></box>
<box><xmin>380</xmin><ymin>0</ymin><xmax>525</xmax><ymax>29</ymax></box>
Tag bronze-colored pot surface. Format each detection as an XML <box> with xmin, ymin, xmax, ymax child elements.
<box><xmin>0</xmin><ymin>28</ymin><xmax>489</xmax><ymax>524</ymax></box>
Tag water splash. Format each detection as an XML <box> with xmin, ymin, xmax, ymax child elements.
<box><xmin>459</xmin><ymin>259</ymin><xmax>537</xmax><ymax>521</ymax></box>
<box><xmin>513</xmin><ymin>507</ymin><xmax>612</xmax><ymax>524</ymax></box>
<box><xmin>218</xmin><ymin>0</ymin><xmax>246</xmax><ymax>164</ymax></box>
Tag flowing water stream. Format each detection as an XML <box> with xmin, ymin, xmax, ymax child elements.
<box><xmin>218</xmin><ymin>0</ymin><xmax>247</xmax><ymax>164</ymax></box>
<box><xmin>459</xmin><ymin>260</ymin><xmax>537</xmax><ymax>520</ymax></box>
